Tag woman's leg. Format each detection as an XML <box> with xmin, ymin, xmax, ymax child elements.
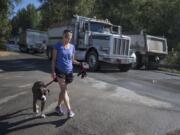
<box><xmin>57</xmin><ymin>77</ymin><xmax>71</xmax><ymax>111</ymax></box>
<box><xmin>64</xmin><ymin>90</ymin><xmax>71</xmax><ymax>111</ymax></box>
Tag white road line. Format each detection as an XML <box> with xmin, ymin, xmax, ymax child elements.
<box><xmin>18</xmin><ymin>83</ymin><xmax>33</xmax><ymax>88</ymax></box>
<box><xmin>0</xmin><ymin>91</ymin><xmax>27</xmax><ymax>105</ymax></box>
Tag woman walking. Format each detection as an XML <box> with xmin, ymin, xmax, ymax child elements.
<box><xmin>51</xmin><ymin>29</ymin><xmax>80</xmax><ymax>118</ymax></box>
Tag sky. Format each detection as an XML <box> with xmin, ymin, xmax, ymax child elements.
<box><xmin>13</xmin><ymin>0</ymin><xmax>41</xmax><ymax>15</ymax></box>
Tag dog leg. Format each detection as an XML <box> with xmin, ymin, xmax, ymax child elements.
<box><xmin>33</xmin><ymin>99</ymin><xmax>38</xmax><ymax>113</ymax></box>
<box><xmin>36</xmin><ymin>104</ymin><xmax>39</xmax><ymax>113</ymax></box>
<box><xmin>40</xmin><ymin>101</ymin><xmax>46</xmax><ymax>118</ymax></box>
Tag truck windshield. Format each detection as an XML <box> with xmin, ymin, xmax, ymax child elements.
<box><xmin>90</xmin><ymin>22</ymin><xmax>112</xmax><ymax>33</ymax></box>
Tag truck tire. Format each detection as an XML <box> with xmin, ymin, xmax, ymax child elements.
<box><xmin>119</xmin><ymin>64</ymin><xmax>131</xmax><ymax>72</ymax></box>
<box><xmin>145</xmin><ymin>56</ymin><xmax>159</xmax><ymax>70</ymax></box>
<box><xmin>145</xmin><ymin>62</ymin><xmax>158</xmax><ymax>70</ymax></box>
<box><xmin>87</xmin><ymin>51</ymin><xmax>99</xmax><ymax>71</ymax></box>
<box><xmin>19</xmin><ymin>46</ymin><xmax>27</xmax><ymax>52</ymax></box>
<box><xmin>19</xmin><ymin>47</ymin><xmax>24</xmax><ymax>52</ymax></box>
<box><xmin>28</xmin><ymin>49</ymin><xmax>35</xmax><ymax>54</ymax></box>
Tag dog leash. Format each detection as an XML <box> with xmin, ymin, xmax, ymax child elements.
<box><xmin>45</xmin><ymin>64</ymin><xmax>89</xmax><ymax>87</ymax></box>
<box><xmin>45</xmin><ymin>79</ymin><xmax>55</xmax><ymax>87</ymax></box>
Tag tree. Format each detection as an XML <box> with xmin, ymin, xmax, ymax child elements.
<box><xmin>11</xmin><ymin>4</ymin><xmax>41</xmax><ymax>36</ymax></box>
<box><xmin>39</xmin><ymin>0</ymin><xmax>96</xmax><ymax>30</ymax></box>
<box><xmin>0</xmin><ymin>0</ymin><xmax>21</xmax><ymax>42</ymax></box>
<box><xmin>131</xmin><ymin>0</ymin><xmax>180</xmax><ymax>50</ymax></box>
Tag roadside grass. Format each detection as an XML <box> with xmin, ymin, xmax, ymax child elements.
<box><xmin>0</xmin><ymin>42</ymin><xmax>20</xmax><ymax>57</ymax></box>
<box><xmin>159</xmin><ymin>67</ymin><xmax>180</xmax><ymax>74</ymax></box>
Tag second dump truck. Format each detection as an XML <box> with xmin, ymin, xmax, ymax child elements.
<box><xmin>129</xmin><ymin>33</ymin><xmax>168</xmax><ymax>69</ymax></box>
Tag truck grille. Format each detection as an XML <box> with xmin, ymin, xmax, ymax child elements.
<box><xmin>113</xmin><ymin>38</ymin><xmax>129</xmax><ymax>56</ymax></box>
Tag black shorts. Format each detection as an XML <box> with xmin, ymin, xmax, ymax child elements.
<box><xmin>55</xmin><ymin>68</ymin><xmax>73</xmax><ymax>84</ymax></box>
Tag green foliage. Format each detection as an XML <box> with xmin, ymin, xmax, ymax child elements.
<box><xmin>165</xmin><ymin>44</ymin><xmax>180</xmax><ymax>65</ymax></box>
<box><xmin>175</xmin><ymin>43</ymin><xmax>180</xmax><ymax>65</ymax></box>
<box><xmin>39</xmin><ymin>0</ymin><xmax>97</xmax><ymax>30</ymax></box>
<box><xmin>0</xmin><ymin>42</ymin><xmax>6</xmax><ymax>50</ymax></box>
<box><xmin>11</xmin><ymin>4</ymin><xmax>41</xmax><ymax>35</ymax></box>
<box><xmin>0</xmin><ymin>0</ymin><xmax>12</xmax><ymax>41</ymax></box>
<box><xmin>165</xmin><ymin>52</ymin><xmax>177</xmax><ymax>65</ymax></box>
<box><xmin>0</xmin><ymin>0</ymin><xmax>22</xmax><ymax>41</ymax></box>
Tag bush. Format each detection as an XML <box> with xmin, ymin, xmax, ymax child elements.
<box><xmin>165</xmin><ymin>51</ymin><xmax>180</xmax><ymax>66</ymax></box>
<box><xmin>165</xmin><ymin>52</ymin><xmax>176</xmax><ymax>65</ymax></box>
<box><xmin>0</xmin><ymin>41</ymin><xmax>6</xmax><ymax>50</ymax></box>
<box><xmin>176</xmin><ymin>52</ymin><xmax>180</xmax><ymax>65</ymax></box>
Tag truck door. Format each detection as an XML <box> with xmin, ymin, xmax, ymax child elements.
<box><xmin>77</xmin><ymin>21</ymin><xmax>89</xmax><ymax>49</ymax></box>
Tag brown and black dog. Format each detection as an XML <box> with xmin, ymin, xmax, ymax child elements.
<box><xmin>32</xmin><ymin>80</ymin><xmax>54</xmax><ymax>118</ymax></box>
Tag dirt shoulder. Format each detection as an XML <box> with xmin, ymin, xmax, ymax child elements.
<box><xmin>0</xmin><ymin>51</ymin><xmax>20</xmax><ymax>57</ymax></box>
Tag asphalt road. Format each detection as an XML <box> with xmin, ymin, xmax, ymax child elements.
<box><xmin>0</xmin><ymin>52</ymin><xmax>180</xmax><ymax>135</ymax></box>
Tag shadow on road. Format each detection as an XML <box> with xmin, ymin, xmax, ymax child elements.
<box><xmin>0</xmin><ymin>58</ymin><xmax>80</xmax><ymax>74</ymax></box>
<box><xmin>0</xmin><ymin>54</ymin><xmax>134</xmax><ymax>74</ymax></box>
<box><xmin>0</xmin><ymin>107</ymin><xmax>69</xmax><ymax>135</ymax></box>
<box><xmin>0</xmin><ymin>58</ymin><xmax>51</xmax><ymax>73</ymax></box>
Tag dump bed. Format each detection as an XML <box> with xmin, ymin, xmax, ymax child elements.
<box><xmin>129</xmin><ymin>34</ymin><xmax>168</xmax><ymax>55</ymax></box>
<box><xmin>146</xmin><ymin>35</ymin><xmax>168</xmax><ymax>54</ymax></box>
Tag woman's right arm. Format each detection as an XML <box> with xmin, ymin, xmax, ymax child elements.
<box><xmin>51</xmin><ymin>48</ymin><xmax>57</xmax><ymax>79</ymax></box>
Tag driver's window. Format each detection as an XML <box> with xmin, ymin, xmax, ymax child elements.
<box><xmin>84</xmin><ymin>23</ymin><xmax>89</xmax><ymax>31</ymax></box>
<box><xmin>79</xmin><ymin>21</ymin><xmax>84</xmax><ymax>32</ymax></box>
<box><xmin>112</xmin><ymin>26</ymin><xmax>118</xmax><ymax>34</ymax></box>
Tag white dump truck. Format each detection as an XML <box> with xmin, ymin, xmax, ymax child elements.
<box><xmin>19</xmin><ymin>29</ymin><xmax>48</xmax><ymax>53</ymax></box>
<box><xmin>129</xmin><ymin>33</ymin><xmax>168</xmax><ymax>69</ymax></box>
<box><xmin>47</xmin><ymin>15</ymin><xmax>135</xmax><ymax>71</ymax></box>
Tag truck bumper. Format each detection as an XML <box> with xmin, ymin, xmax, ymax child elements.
<box><xmin>99</xmin><ymin>55</ymin><xmax>135</xmax><ymax>64</ymax></box>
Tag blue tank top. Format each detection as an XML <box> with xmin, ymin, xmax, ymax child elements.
<box><xmin>53</xmin><ymin>42</ymin><xmax>75</xmax><ymax>73</ymax></box>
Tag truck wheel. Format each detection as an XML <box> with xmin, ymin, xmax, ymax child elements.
<box><xmin>119</xmin><ymin>64</ymin><xmax>131</xmax><ymax>72</ymax></box>
<box><xmin>87</xmin><ymin>51</ymin><xmax>99</xmax><ymax>71</ymax></box>
<box><xmin>145</xmin><ymin>56</ymin><xmax>159</xmax><ymax>70</ymax></box>
<box><xmin>28</xmin><ymin>49</ymin><xmax>35</xmax><ymax>54</ymax></box>
<box><xmin>19</xmin><ymin>47</ymin><xmax>24</xmax><ymax>52</ymax></box>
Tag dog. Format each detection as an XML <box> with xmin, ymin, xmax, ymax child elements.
<box><xmin>32</xmin><ymin>80</ymin><xmax>53</xmax><ymax>118</ymax></box>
